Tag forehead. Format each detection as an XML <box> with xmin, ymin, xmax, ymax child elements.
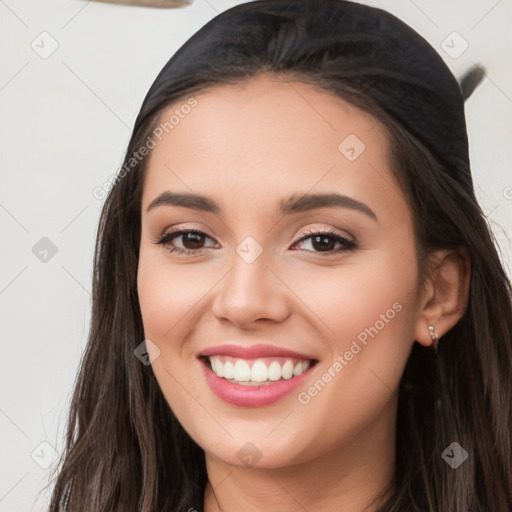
<box><xmin>141</xmin><ymin>74</ymin><xmax>403</xmax><ymax>220</ymax></box>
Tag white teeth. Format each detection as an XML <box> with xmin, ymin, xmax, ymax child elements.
<box><xmin>282</xmin><ymin>360</ymin><xmax>294</xmax><ymax>379</ymax></box>
<box><xmin>208</xmin><ymin>356</ymin><xmax>313</xmax><ymax>383</ymax></box>
<box><xmin>251</xmin><ymin>361</ymin><xmax>268</xmax><ymax>382</ymax></box>
<box><xmin>215</xmin><ymin>359</ymin><xmax>224</xmax><ymax>378</ymax></box>
<box><xmin>223</xmin><ymin>360</ymin><xmax>234</xmax><ymax>379</ymax></box>
<box><xmin>268</xmin><ymin>361</ymin><xmax>282</xmax><ymax>381</ymax></box>
<box><xmin>233</xmin><ymin>360</ymin><xmax>251</xmax><ymax>381</ymax></box>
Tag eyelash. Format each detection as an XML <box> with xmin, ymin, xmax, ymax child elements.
<box><xmin>153</xmin><ymin>227</ymin><xmax>357</xmax><ymax>256</ymax></box>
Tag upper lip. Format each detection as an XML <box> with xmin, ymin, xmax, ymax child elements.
<box><xmin>197</xmin><ymin>344</ymin><xmax>317</xmax><ymax>360</ymax></box>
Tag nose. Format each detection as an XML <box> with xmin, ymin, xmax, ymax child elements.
<box><xmin>210</xmin><ymin>249</ymin><xmax>291</xmax><ymax>329</ymax></box>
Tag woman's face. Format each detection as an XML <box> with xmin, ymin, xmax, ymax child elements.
<box><xmin>137</xmin><ymin>74</ymin><xmax>424</xmax><ymax>469</ymax></box>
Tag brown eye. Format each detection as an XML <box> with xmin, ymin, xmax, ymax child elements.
<box><xmin>291</xmin><ymin>229</ymin><xmax>357</xmax><ymax>255</ymax></box>
<box><xmin>155</xmin><ymin>229</ymin><xmax>217</xmax><ymax>254</ymax></box>
<box><xmin>179</xmin><ymin>231</ymin><xmax>207</xmax><ymax>250</ymax></box>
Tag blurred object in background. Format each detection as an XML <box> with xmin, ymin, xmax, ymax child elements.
<box><xmin>88</xmin><ymin>0</ymin><xmax>193</xmax><ymax>7</ymax></box>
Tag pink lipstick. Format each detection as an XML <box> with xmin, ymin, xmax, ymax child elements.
<box><xmin>197</xmin><ymin>344</ymin><xmax>317</xmax><ymax>407</ymax></box>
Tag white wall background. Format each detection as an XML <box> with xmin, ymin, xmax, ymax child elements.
<box><xmin>0</xmin><ymin>0</ymin><xmax>510</xmax><ymax>510</ymax></box>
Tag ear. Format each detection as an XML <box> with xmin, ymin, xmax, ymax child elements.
<box><xmin>414</xmin><ymin>248</ymin><xmax>471</xmax><ymax>348</ymax></box>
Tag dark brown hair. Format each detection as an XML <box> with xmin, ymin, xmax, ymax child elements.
<box><xmin>47</xmin><ymin>1</ymin><xmax>512</xmax><ymax>511</ymax></box>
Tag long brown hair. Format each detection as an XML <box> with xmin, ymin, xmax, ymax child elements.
<box><xmin>48</xmin><ymin>1</ymin><xmax>512</xmax><ymax>510</ymax></box>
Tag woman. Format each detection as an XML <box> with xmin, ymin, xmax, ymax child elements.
<box><xmin>48</xmin><ymin>1</ymin><xmax>512</xmax><ymax>511</ymax></box>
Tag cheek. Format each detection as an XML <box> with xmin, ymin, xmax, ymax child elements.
<box><xmin>322</xmin><ymin>246</ymin><xmax>416</xmax><ymax>413</ymax></box>
<box><xmin>137</xmin><ymin>251</ymin><xmax>208</xmax><ymax>342</ymax></box>
<box><xmin>137</xmin><ymin>252</ymin><xmax>213</xmax><ymax>441</ymax></box>
<box><xmin>292</xmin><ymin>242</ymin><xmax>417</xmax><ymax>355</ymax></box>
<box><xmin>293</xmin><ymin>243</ymin><xmax>418</xmax><ymax>430</ymax></box>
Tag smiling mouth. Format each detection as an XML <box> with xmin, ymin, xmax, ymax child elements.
<box><xmin>199</xmin><ymin>355</ymin><xmax>318</xmax><ymax>386</ymax></box>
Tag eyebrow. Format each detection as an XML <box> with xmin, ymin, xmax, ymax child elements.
<box><xmin>146</xmin><ymin>191</ymin><xmax>378</xmax><ymax>222</ymax></box>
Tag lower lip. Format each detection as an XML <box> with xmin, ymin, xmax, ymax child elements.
<box><xmin>200</xmin><ymin>359</ymin><xmax>315</xmax><ymax>407</ymax></box>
